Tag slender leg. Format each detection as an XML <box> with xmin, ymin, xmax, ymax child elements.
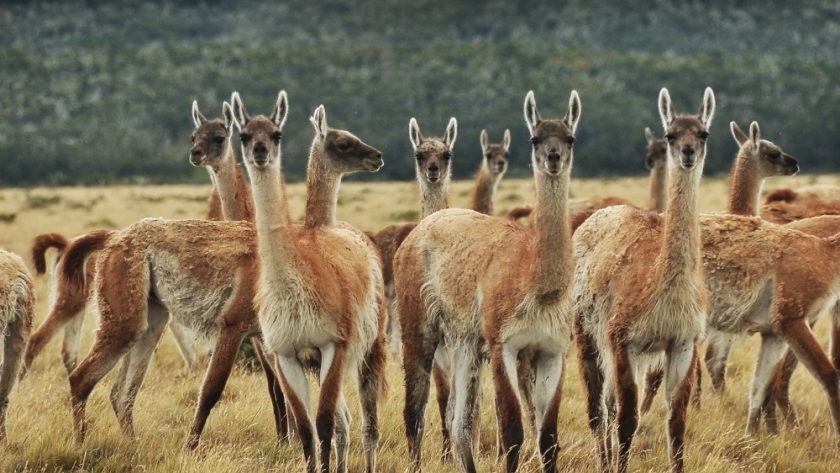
<box><xmin>358</xmin><ymin>336</ymin><xmax>386</xmax><ymax>473</ymax></box>
<box><xmin>186</xmin><ymin>326</ymin><xmax>246</xmax><ymax>449</ymax></box>
<box><xmin>532</xmin><ymin>350</ymin><xmax>565</xmax><ymax>473</ymax></box>
<box><xmin>403</xmin><ymin>334</ymin><xmax>437</xmax><ymax>471</ymax></box>
<box><xmin>109</xmin><ymin>301</ymin><xmax>169</xmax><ymax>438</ymax></box>
<box><xmin>492</xmin><ymin>343</ymin><xmax>525</xmax><ymax>473</ymax></box>
<box><xmin>277</xmin><ymin>352</ymin><xmax>316</xmax><ymax>473</ymax></box>
<box><xmin>780</xmin><ymin>319</ymin><xmax>840</xmax><ymax>438</ymax></box>
<box><xmin>252</xmin><ymin>337</ymin><xmax>289</xmax><ymax>441</ymax></box>
<box><xmin>640</xmin><ymin>362</ymin><xmax>664</xmax><ymax>414</ymax></box>
<box><xmin>61</xmin><ymin>311</ymin><xmax>85</xmax><ymax>375</ymax></box>
<box><xmin>168</xmin><ymin>321</ymin><xmax>197</xmax><ymax>371</ymax></box>
<box><xmin>334</xmin><ymin>392</ymin><xmax>351</xmax><ymax>473</ymax></box>
<box><xmin>0</xmin><ymin>313</ymin><xmax>31</xmax><ymax>443</ymax></box>
<box><xmin>765</xmin><ymin>348</ymin><xmax>799</xmax><ymax>430</ymax></box>
<box><xmin>517</xmin><ymin>349</ymin><xmax>538</xmax><ymax>457</ymax></box>
<box><xmin>746</xmin><ymin>333</ymin><xmax>789</xmax><ymax>434</ymax></box>
<box><xmin>449</xmin><ymin>345</ymin><xmax>481</xmax><ymax>473</ymax></box>
<box><xmin>315</xmin><ymin>343</ymin><xmax>348</xmax><ymax>473</ymax></box>
<box><xmin>612</xmin><ymin>342</ymin><xmax>638</xmax><ymax>473</ymax></box>
<box><xmin>432</xmin><ymin>352</ymin><xmax>452</xmax><ymax>462</ymax></box>
<box><xmin>830</xmin><ymin>302</ymin><xmax>840</xmax><ymax>371</ymax></box>
<box><xmin>24</xmin><ymin>291</ymin><xmax>85</xmax><ymax>374</ymax></box>
<box><xmin>705</xmin><ymin>329</ymin><xmax>735</xmax><ymax>393</ymax></box>
<box><xmin>574</xmin><ymin>320</ymin><xmax>609</xmax><ymax>472</ymax></box>
<box><xmin>664</xmin><ymin>340</ymin><xmax>697</xmax><ymax>473</ymax></box>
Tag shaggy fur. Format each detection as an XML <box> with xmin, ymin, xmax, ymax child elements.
<box><xmin>395</xmin><ymin>90</ymin><xmax>580</xmax><ymax>473</ymax></box>
<box><xmin>0</xmin><ymin>250</ymin><xmax>35</xmax><ymax>443</ymax></box>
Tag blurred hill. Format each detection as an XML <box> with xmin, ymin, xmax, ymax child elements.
<box><xmin>2</xmin><ymin>0</ymin><xmax>840</xmax><ymax>185</ymax></box>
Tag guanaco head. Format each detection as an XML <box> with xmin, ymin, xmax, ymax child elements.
<box><xmin>309</xmin><ymin>105</ymin><xmax>384</xmax><ymax>173</ymax></box>
<box><xmin>231</xmin><ymin>90</ymin><xmax>288</xmax><ymax>170</ymax></box>
<box><xmin>730</xmin><ymin>121</ymin><xmax>798</xmax><ymax>177</ymax></box>
<box><xmin>480</xmin><ymin>129</ymin><xmax>510</xmax><ymax>179</ymax></box>
<box><xmin>190</xmin><ymin>100</ymin><xmax>235</xmax><ymax>169</ymax></box>
<box><xmin>409</xmin><ymin>117</ymin><xmax>456</xmax><ymax>184</ymax></box>
<box><xmin>658</xmin><ymin>87</ymin><xmax>715</xmax><ymax>171</ymax></box>
<box><xmin>644</xmin><ymin>127</ymin><xmax>667</xmax><ymax>170</ymax></box>
<box><xmin>524</xmin><ymin>90</ymin><xmax>581</xmax><ymax>177</ymax></box>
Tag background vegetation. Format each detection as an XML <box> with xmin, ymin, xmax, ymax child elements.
<box><xmin>3</xmin><ymin>0</ymin><xmax>840</xmax><ymax>186</ymax></box>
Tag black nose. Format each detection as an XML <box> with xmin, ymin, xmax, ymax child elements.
<box><xmin>428</xmin><ymin>164</ymin><xmax>439</xmax><ymax>172</ymax></box>
<box><xmin>254</xmin><ymin>142</ymin><xmax>267</xmax><ymax>153</ymax></box>
<box><xmin>682</xmin><ymin>146</ymin><xmax>695</xmax><ymax>157</ymax></box>
<box><xmin>547</xmin><ymin>152</ymin><xmax>561</xmax><ymax>163</ymax></box>
<box><xmin>190</xmin><ymin>148</ymin><xmax>203</xmax><ymax>165</ymax></box>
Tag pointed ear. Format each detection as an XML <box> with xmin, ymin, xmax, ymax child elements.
<box><xmin>192</xmin><ymin>100</ymin><xmax>207</xmax><ymax>128</ymax></box>
<box><xmin>222</xmin><ymin>101</ymin><xmax>234</xmax><ymax>132</ymax></box>
<box><xmin>271</xmin><ymin>90</ymin><xmax>289</xmax><ymax>129</ymax></box>
<box><xmin>749</xmin><ymin>121</ymin><xmax>761</xmax><ymax>149</ymax></box>
<box><xmin>699</xmin><ymin>87</ymin><xmax>715</xmax><ymax>128</ymax></box>
<box><xmin>502</xmin><ymin>129</ymin><xmax>511</xmax><ymax>151</ymax></box>
<box><xmin>730</xmin><ymin>121</ymin><xmax>748</xmax><ymax>146</ymax></box>
<box><xmin>480</xmin><ymin>129</ymin><xmax>488</xmax><ymax>153</ymax></box>
<box><xmin>230</xmin><ymin>91</ymin><xmax>249</xmax><ymax>131</ymax></box>
<box><xmin>524</xmin><ymin>91</ymin><xmax>540</xmax><ymax>134</ymax></box>
<box><xmin>658</xmin><ymin>88</ymin><xmax>675</xmax><ymax>131</ymax></box>
<box><xmin>310</xmin><ymin>105</ymin><xmax>327</xmax><ymax>140</ymax></box>
<box><xmin>409</xmin><ymin>118</ymin><xmax>422</xmax><ymax>150</ymax></box>
<box><xmin>444</xmin><ymin>117</ymin><xmax>457</xmax><ymax>149</ymax></box>
<box><xmin>644</xmin><ymin>127</ymin><xmax>656</xmax><ymax>145</ymax></box>
<box><xmin>564</xmin><ymin>90</ymin><xmax>582</xmax><ymax>134</ymax></box>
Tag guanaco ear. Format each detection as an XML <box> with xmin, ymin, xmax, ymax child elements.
<box><xmin>222</xmin><ymin>101</ymin><xmax>235</xmax><ymax>132</ymax></box>
<box><xmin>730</xmin><ymin>121</ymin><xmax>748</xmax><ymax>146</ymax></box>
<box><xmin>749</xmin><ymin>121</ymin><xmax>761</xmax><ymax>149</ymax></box>
<box><xmin>271</xmin><ymin>90</ymin><xmax>289</xmax><ymax>129</ymax></box>
<box><xmin>480</xmin><ymin>129</ymin><xmax>488</xmax><ymax>154</ymax></box>
<box><xmin>524</xmin><ymin>91</ymin><xmax>540</xmax><ymax>134</ymax></box>
<box><xmin>564</xmin><ymin>90</ymin><xmax>582</xmax><ymax>134</ymax></box>
<box><xmin>230</xmin><ymin>91</ymin><xmax>249</xmax><ymax>131</ymax></box>
<box><xmin>699</xmin><ymin>87</ymin><xmax>716</xmax><ymax>128</ymax></box>
<box><xmin>310</xmin><ymin>105</ymin><xmax>328</xmax><ymax>140</ymax></box>
<box><xmin>502</xmin><ymin>129</ymin><xmax>511</xmax><ymax>151</ymax></box>
<box><xmin>192</xmin><ymin>100</ymin><xmax>207</xmax><ymax>128</ymax></box>
<box><xmin>409</xmin><ymin>118</ymin><xmax>422</xmax><ymax>151</ymax></box>
<box><xmin>644</xmin><ymin>127</ymin><xmax>656</xmax><ymax>145</ymax></box>
<box><xmin>658</xmin><ymin>88</ymin><xmax>675</xmax><ymax>131</ymax></box>
<box><xmin>443</xmin><ymin>117</ymin><xmax>457</xmax><ymax>149</ymax></box>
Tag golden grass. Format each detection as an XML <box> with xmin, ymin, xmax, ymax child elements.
<box><xmin>2</xmin><ymin>173</ymin><xmax>840</xmax><ymax>472</ymax></box>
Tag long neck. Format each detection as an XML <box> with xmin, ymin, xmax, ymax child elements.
<box><xmin>727</xmin><ymin>148</ymin><xmax>763</xmax><ymax>216</ymax></box>
<box><xmin>303</xmin><ymin>141</ymin><xmax>342</xmax><ymax>228</ymax></box>
<box><xmin>470</xmin><ymin>163</ymin><xmax>498</xmax><ymax>215</ymax></box>
<box><xmin>209</xmin><ymin>144</ymin><xmax>254</xmax><ymax>222</ymax></box>
<box><xmin>531</xmin><ymin>169</ymin><xmax>572</xmax><ymax>296</ymax></box>
<box><xmin>418</xmin><ymin>176</ymin><xmax>449</xmax><ymax>218</ymax></box>
<box><xmin>249</xmin><ymin>161</ymin><xmax>300</xmax><ymax>277</ymax></box>
<box><xmin>656</xmin><ymin>157</ymin><xmax>703</xmax><ymax>282</ymax></box>
<box><xmin>649</xmin><ymin>164</ymin><xmax>667</xmax><ymax>213</ymax></box>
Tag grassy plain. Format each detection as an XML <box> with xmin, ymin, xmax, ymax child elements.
<box><xmin>2</xmin><ymin>173</ymin><xmax>840</xmax><ymax>472</ymax></box>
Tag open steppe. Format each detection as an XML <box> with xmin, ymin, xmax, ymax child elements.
<box><xmin>2</xmin><ymin>174</ymin><xmax>840</xmax><ymax>472</ymax></box>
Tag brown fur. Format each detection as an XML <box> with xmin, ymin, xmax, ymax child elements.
<box><xmin>0</xmin><ymin>250</ymin><xmax>35</xmax><ymax>443</ymax></box>
<box><xmin>234</xmin><ymin>92</ymin><xmax>386</xmax><ymax>473</ymax></box>
<box><xmin>645</xmin><ymin>126</ymin><xmax>668</xmax><ymax>212</ymax></box>
<box><xmin>574</xmin><ymin>88</ymin><xmax>715</xmax><ymax>473</ymax></box>
<box><xmin>395</xmin><ymin>91</ymin><xmax>580</xmax><ymax>472</ymax></box>
<box><xmin>30</xmin><ymin>233</ymin><xmax>68</xmax><ymax>275</ymax></box>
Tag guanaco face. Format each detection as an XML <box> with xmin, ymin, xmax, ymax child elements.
<box><xmin>190</xmin><ymin>100</ymin><xmax>235</xmax><ymax>169</ymax></box>
<box><xmin>409</xmin><ymin>117</ymin><xmax>456</xmax><ymax>184</ymax></box>
<box><xmin>480</xmin><ymin>129</ymin><xmax>511</xmax><ymax>178</ymax></box>
<box><xmin>644</xmin><ymin>127</ymin><xmax>667</xmax><ymax>170</ymax></box>
<box><xmin>524</xmin><ymin>90</ymin><xmax>581</xmax><ymax>176</ymax></box>
<box><xmin>231</xmin><ymin>92</ymin><xmax>288</xmax><ymax>169</ymax></box>
<box><xmin>310</xmin><ymin>105</ymin><xmax>384</xmax><ymax>173</ymax></box>
<box><xmin>658</xmin><ymin>87</ymin><xmax>715</xmax><ymax>170</ymax></box>
<box><xmin>731</xmin><ymin>121</ymin><xmax>799</xmax><ymax>176</ymax></box>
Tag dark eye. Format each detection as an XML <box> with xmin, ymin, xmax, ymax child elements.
<box><xmin>213</xmin><ymin>136</ymin><xmax>225</xmax><ymax>145</ymax></box>
<box><xmin>530</xmin><ymin>136</ymin><xmax>539</xmax><ymax>148</ymax></box>
<box><xmin>336</xmin><ymin>141</ymin><xmax>351</xmax><ymax>152</ymax></box>
<box><xmin>190</xmin><ymin>135</ymin><xmax>195</xmax><ymax>143</ymax></box>
<box><xmin>240</xmin><ymin>133</ymin><xmax>252</xmax><ymax>145</ymax></box>
<box><xmin>415</xmin><ymin>153</ymin><xmax>422</xmax><ymax>162</ymax></box>
<box><xmin>566</xmin><ymin>137</ymin><xmax>576</xmax><ymax>146</ymax></box>
<box><xmin>442</xmin><ymin>152</ymin><xmax>452</xmax><ymax>161</ymax></box>
<box><xmin>768</xmin><ymin>152</ymin><xmax>781</xmax><ymax>162</ymax></box>
<box><xmin>665</xmin><ymin>133</ymin><xmax>676</xmax><ymax>143</ymax></box>
<box><xmin>698</xmin><ymin>131</ymin><xmax>710</xmax><ymax>140</ymax></box>
<box><xmin>271</xmin><ymin>132</ymin><xmax>282</xmax><ymax>144</ymax></box>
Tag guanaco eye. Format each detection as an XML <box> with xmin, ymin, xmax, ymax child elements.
<box><xmin>271</xmin><ymin>132</ymin><xmax>283</xmax><ymax>143</ymax></box>
<box><xmin>566</xmin><ymin>137</ymin><xmax>576</xmax><ymax>145</ymax></box>
<box><xmin>213</xmin><ymin>136</ymin><xmax>225</xmax><ymax>145</ymax></box>
<box><xmin>768</xmin><ymin>152</ymin><xmax>781</xmax><ymax>161</ymax></box>
<box><xmin>415</xmin><ymin>153</ymin><xmax>422</xmax><ymax>161</ymax></box>
<box><xmin>442</xmin><ymin>152</ymin><xmax>452</xmax><ymax>161</ymax></box>
<box><xmin>530</xmin><ymin>136</ymin><xmax>539</xmax><ymax>148</ymax></box>
<box><xmin>190</xmin><ymin>135</ymin><xmax>195</xmax><ymax>143</ymax></box>
<box><xmin>240</xmin><ymin>134</ymin><xmax>252</xmax><ymax>144</ymax></box>
<box><xmin>335</xmin><ymin>141</ymin><xmax>351</xmax><ymax>152</ymax></box>
<box><xmin>698</xmin><ymin>131</ymin><xmax>710</xmax><ymax>140</ymax></box>
<box><xmin>665</xmin><ymin>134</ymin><xmax>676</xmax><ymax>143</ymax></box>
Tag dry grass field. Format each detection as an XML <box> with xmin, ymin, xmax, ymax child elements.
<box><xmin>2</xmin><ymin>173</ymin><xmax>840</xmax><ymax>472</ymax></box>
